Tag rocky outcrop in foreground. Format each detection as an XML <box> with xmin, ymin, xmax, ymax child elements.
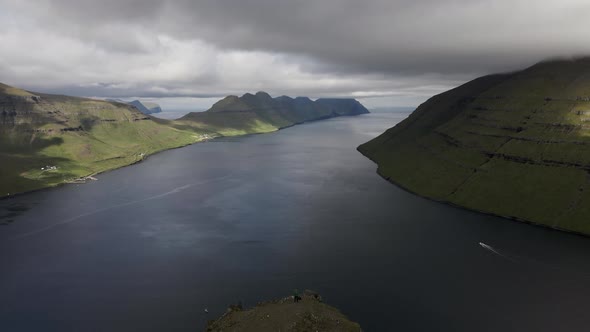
<box><xmin>206</xmin><ymin>290</ymin><xmax>362</xmax><ymax>332</ymax></box>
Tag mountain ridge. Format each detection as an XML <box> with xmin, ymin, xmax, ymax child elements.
<box><xmin>178</xmin><ymin>91</ymin><xmax>369</xmax><ymax>136</ymax></box>
<box><xmin>106</xmin><ymin>98</ymin><xmax>162</xmax><ymax>114</ymax></box>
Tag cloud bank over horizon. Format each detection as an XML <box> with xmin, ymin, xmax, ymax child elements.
<box><xmin>1</xmin><ymin>0</ymin><xmax>589</xmax><ymax>109</ymax></box>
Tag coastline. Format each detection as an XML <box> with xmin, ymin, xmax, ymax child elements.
<box><xmin>1</xmin><ymin>113</ymin><xmax>368</xmax><ymax>201</ymax></box>
<box><xmin>356</xmin><ymin>146</ymin><xmax>590</xmax><ymax>239</ymax></box>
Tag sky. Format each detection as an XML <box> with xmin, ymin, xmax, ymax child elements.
<box><xmin>1</xmin><ymin>0</ymin><xmax>590</xmax><ymax>111</ymax></box>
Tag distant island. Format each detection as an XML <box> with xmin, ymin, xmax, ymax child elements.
<box><xmin>0</xmin><ymin>83</ymin><xmax>369</xmax><ymax>196</ymax></box>
<box><xmin>106</xmin><ymin>99</ymin><xmax>163</xmax><ymax>115</ymax></box>
<box><xmin>359</xmin><ymin>57</ymin><xmax>590</xmax><ymax>236</ymax></box>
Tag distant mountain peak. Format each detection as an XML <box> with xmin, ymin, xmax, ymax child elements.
<box><xmin>294</xmin><ymin>96</ymin><xmax>313</xmax><ymax>102</ymax></box>
<box><xmin>104</xmin><ymin>98</ymin><xmax>162</xmax><ymax>114</ymax></box>
<box><xmin>255</xmin><ymin>91</ymin><xmax>272</xmax><ymax>98</ymax></box>
<box><xmin>128</xmin><ymin>100</ymin><xmax>162</xmax><ymax>115</ymax></box>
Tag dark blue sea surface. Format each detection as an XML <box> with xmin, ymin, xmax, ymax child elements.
<box><xmin>2</xmin><ymin>111</ymin><xmax>590</xmax><ymax>331</ymax></box>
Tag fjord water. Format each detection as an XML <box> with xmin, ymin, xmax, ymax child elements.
<box><xmin>3</xmin><ymin>111</ymin><xmax>590</xmax><ymax>331</ymax></box>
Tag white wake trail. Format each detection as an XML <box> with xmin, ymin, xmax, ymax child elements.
<box><xmin>479</xmin><ymin>242</ymin><xmax>519</xmax><ymax>263</ymax></box>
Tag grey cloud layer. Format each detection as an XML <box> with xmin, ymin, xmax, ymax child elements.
<box><xmin>1</xmin><ymin>0</ymin><xmax>589</xmax><ymax>103</ymax></box>
<box><xmin>34</xmin><ymin>0</ymin><xmax>590</xmax><ymax>73</ymax></box>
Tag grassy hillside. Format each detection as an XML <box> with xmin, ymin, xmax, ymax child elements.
<box><xmin>358</xmin><ymin>57</ymin><xmax>590</xmax><ymax>235</ymax></box>
<box><xmin>0</xmin><ymin>84</ymin><xmax>201</xmax><ymax>195</ymax></box>
<box><xmin>179</xmin><ymin>91</ymin><xmax>369</xmax><ymax>135</ymax></box>
<box><xmin>0</xmin><ymin>85</ymin><xmax>368</xmax><ymax>196</ymax></box>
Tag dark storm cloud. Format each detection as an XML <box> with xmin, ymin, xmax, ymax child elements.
<box><xmin>32</xmin><ymin>0</ymin><xmax>590</xmax><ymax>74</ymax></box>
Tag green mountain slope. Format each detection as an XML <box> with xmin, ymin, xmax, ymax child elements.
<box><xmin>358</xmin><ymin>57</ymin><xmax>590</xmax><ymax>235</ymax></box>
<box><xmin>0</xmin><ymin>83</ymin><xmax>200</xmax><ymax>195</ymax></box>
<box><xmin>0</xmin><ymin>84</ymin><xmax>368</xmax><ymax>196</ymax></box>
<box><xmin>178</xmin><ymin>91</ymin><xmax>369</xmax><ymax>136</ymax></box>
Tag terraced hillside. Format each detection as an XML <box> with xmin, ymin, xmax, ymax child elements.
<box><xmin>0</xmin><ymin>84</ymin><xmax>369</xmax><ymax>196</ymax></box>
<box><xmin>358</xmin><ymin>58</ymin><xmax>590</xmax><ymax>235</ymax></box>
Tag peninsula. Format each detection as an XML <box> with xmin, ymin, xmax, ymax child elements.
<box><xmin>0</xmin><ymin>84</ymin><xmax>368</xmax><ymax>196</ymax></box>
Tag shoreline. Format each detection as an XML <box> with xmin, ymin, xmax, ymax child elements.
<box><xmin>1</xmin><ymin>113</ymin><xmax>369</xmax><ymax>201</ymax></box>
<box><xmin>356</xmin><ymin>146</ymin><xmax>590</xmax><ymax>239</ymax></box>
<box><xmin>0</xmin><ymin>139</ymin><xmax>200</xmax><ymax>202</ymax></box>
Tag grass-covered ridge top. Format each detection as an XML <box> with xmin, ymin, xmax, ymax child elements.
<box><xmin>0</xmin><ymin>85</ymin><xmax>368</xmax><ymax>196</ymax></box>
<box><xmin>358</xmin><ymin>57</ymin><xmax>590</xmax><ymax>236</ymax></box>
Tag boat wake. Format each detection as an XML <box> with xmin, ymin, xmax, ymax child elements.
<box><xmin>11</xmin><ymin>173</ymin><xmax>234</xmax><ymax>240</ymax></box>
<box><xmin>479</xmin><ymin>241</ymin><xmax>590</xmax><ymax>276</ymax></box>
<box><xmin>479</xmin><ymin>242</ymin><xmax>518</xmax><ymax>263</ymax></box>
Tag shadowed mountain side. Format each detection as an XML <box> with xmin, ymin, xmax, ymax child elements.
<box><xmin>358</xmin><ymin>57</ymin><xmax>590</xmax><ymax>236</ymax></box>
<box><xmin>179</xmin><ymin>92</ymin><xmax>369</xmax><ymax>134</ymax></box>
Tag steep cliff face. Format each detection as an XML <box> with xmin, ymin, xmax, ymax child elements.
<box><xmin>359</xmin><ymin>57</ymin><xmax>590</xmax><ymax>235</ymax></box>
<box><xmin>0</xmin><ymin>84</ymin><xmax>49</xmax><ymax>127</ymax></box>
<box><xmin>180</xmin><ymin>92</ymin><xmax>369</xmax><ymax>135</ymax></box>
